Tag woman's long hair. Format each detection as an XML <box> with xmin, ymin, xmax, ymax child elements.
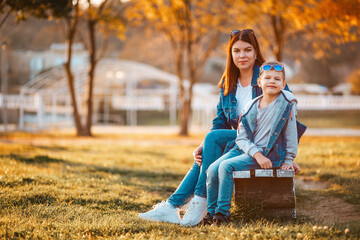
<box><xmin>218</xmin><ymin>30</ymin><xmax>266</xmax><ymax>96</ymax></box>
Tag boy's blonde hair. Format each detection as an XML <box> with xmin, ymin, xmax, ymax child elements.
<box><xmin>259</xmin><ymin>61</ymin><xmax>285</xmax><ymax>80</ymax></box>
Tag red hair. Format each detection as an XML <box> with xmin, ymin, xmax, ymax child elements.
<box><xmin>218</xmin><ymin>30</ymin><xmax>266</xmax><ymax>96</ymax></box>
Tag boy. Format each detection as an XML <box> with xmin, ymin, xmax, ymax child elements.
<box><xmin>203</xmin><ymin>61</ymin><xmax>299</xmax><ymax>226</ymax></box>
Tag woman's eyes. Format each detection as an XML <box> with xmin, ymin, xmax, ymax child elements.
<box><xmin>233</xmin><ymin>48</ymin><xmax>253</xmax><ymax>53</ymax></box>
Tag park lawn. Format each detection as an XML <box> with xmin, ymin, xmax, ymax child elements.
<box><xmin>0</xmin><ymin>133</ymin><xmax>359</xmax><ymax>239</ymax></box>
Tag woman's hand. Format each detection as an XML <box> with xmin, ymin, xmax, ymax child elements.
<box><xmin>193</xmin><ymin>145</ymin><xmax>203</xmax><ymax>166</ymax></box>
<box><xmin>280</xmin><ymin>163</ymin><xmax>294</xmax><ymax>170</ymax></box>
<box><xmin>254</xmin><ymin>152</ymin><xmax>272</xmax><ymax>169</ymax></box>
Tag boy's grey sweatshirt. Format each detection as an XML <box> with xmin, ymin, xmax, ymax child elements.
<box><xmin>236</xmin><ymin>90</ymin><xmax>298</xmax><ymax>165</ymax></box>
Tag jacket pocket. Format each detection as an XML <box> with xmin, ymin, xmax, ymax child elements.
<box><xmin>267</xmin><ymin>144</ymin><xmax>284</xmax><ymax>167</ymax></box>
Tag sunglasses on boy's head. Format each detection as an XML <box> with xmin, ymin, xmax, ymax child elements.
<box><xmin>230</xmin><ymin>29</ymin><xmax>254</xmax><ymax>38</ymax></box>
<box><xmin>260</xmin><ymin>64</ymin><xmax>284</xmax><ymax>74</ymax></box>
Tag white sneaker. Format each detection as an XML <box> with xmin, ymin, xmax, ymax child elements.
<box><xmin>180</xmin><ymin>197</ymin><xmax>207</xmax><ymax>227</ymax></box>
<box><xmin>138</xmin><ymin>201</ymin><xmax>181</xmax><ymax>224</ymax></box>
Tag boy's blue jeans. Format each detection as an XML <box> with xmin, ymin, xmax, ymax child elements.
<box><xmin>206</xmin><ymin>147</ymin><xmax>260</xmax><ymax>217</ymax></box>
<box><xmin>167</xmin><ymin>129</ymin><xmax>237</xmax><ymax>207</ymax></box>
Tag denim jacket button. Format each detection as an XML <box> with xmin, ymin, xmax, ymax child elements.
<box><xmin>281</xmin><ymin>117</ymin><xmax>285</xmax><ymax>120</ymax></box>
<box><xmin>274</xmin><ymin>133</ymin><xmax>278</xmax><ymax>136</ymax></box>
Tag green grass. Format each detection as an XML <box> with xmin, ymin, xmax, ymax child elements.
<box><xmin>0</xmin><ymin>133</ymin><xmax>359</xmax><ymax>239</ymax></box>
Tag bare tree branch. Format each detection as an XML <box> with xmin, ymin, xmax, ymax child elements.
<box><xmin>0</xmin><ymin>7</ymin><xmax>11</xmax><ymax>30</ymax></box>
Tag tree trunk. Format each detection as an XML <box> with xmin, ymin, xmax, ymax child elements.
<box><xmin>63</xmin><ymin>3</ymin><xmax>86</xmax><ymax>136</ymax></box>
<box><xmin>178</xmin><ymin>98</ymin><xmax>191</xmax><ymax>136</ymax></box>
<box><xmin>176</xmin><ymin>50</ymin><xmax>187</xmax><ymax>135</ymax></box>
<box><xmin>270</xmin><ymin>8</ymin><xmax>286</xmax><ymax>61</ymax></box>
<box><xmin>84</xmin><ymin>19</ymin><xmax>97</xmax><ymax>136</ymax></box>
<box><xmin>171</xmin><ymin>37</ymin><xmax>186</xmax><ymax>136</ymax></box>
<box><xmin>64</xmin><ymin>61</ymin><xmax>85</xmax><ymax>136</ymax></box>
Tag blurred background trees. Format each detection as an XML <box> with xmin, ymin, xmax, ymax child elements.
<box><xmin>127</xmin><ymin>0</ymin><xmax>232</xmax><ymax>135</ymax></box>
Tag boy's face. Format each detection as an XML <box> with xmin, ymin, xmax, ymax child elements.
<box><xmin>258</xmin><ymin>70</ymin><xmax>286</xmax><ymax>96</ymax></box>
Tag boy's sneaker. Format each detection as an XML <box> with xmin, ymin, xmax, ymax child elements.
<box><xmin>180</xmin><ymin>197</ymin><xmax>207</xmax><ymax>227</ymax></box>
<box><xmin>200</xmin><ymin>212</ymin><xmax>213</xmax><ymax>226</ymax></box>
<box><xmin>211</xmin><ymin>212</ymin><xmax>230</xmax><ymax>227</ymax></box>
<box><xmin>138</xmin><ymin>201</ymin><xmax>181</xmax><ymax>224</ymax></box>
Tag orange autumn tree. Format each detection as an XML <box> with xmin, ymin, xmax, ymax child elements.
<box><xmin>234</xmin><ymin>0</ymin><xmax>359</xmax><ymax>61</ymax></box>
<box><xmin>127</xmin><ymin>0</ymin><xmax>232</xmax><ymax>136</ymax></box>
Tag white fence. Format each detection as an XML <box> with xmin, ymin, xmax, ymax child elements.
<box><xmin>1</xmin><ymin>94</ymin><xmax>360</xmax><ymax>130</ymax></box>
<box><xmin>2</xmin><ymin>94</ymin><xmax>360</xmax><ymax>112</ymax></box>
<box><xmin>296</xmin><ymin>95</ymin><xmax>360</xmax><ymax>110</ymax></box>
<box><xmin>0</xmin><ymin>94</ymin><xmax>37</xmax><ymax>110</ymax></box>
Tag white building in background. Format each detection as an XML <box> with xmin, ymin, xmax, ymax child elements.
<box><xmin>17</xmin><ymin>58</ymin><xmax>221</xmax><ymax>131</ymax></box>
<box><xmin>10</xmin><ymin>43</ymin><xmax>87</xmax><ymax>84</ymax></box>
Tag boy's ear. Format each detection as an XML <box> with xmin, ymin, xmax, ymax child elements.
<box><xmin>257</xmin><ymin>77</ymin><xmax>261</xmax><ymax>87</ymax></box>
<box><xmin>282</xmin><ymin>80</ymin><xmax>286</xmax><ymax>89</ymax></box>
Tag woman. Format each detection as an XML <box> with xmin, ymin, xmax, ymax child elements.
<box><xmin>139</xmin><ymin>29</ymin><xmax>304</xmax><ymax>227</ymax></box>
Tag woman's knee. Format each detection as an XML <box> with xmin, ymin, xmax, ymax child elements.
<box><xmin>203</xmin><ymin>130</ymin><xmax>220</xmax><ymax>147</ymax></box>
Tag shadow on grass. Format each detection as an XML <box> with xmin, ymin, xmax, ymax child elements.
<box><xmin>0</xmin><ymin>176</ymin><xmax>54</xmax><ymax>188</ymax></box>
<box><xmin>5</xmin><ymin>154</ymin><xmax>65</xmax><ymax>164</ymax></box>
<box><xmin>34</xmin><ymin>145</ymin><xmax>69</xmax><ymax>152</ymax></box>
<box><xmin>1</xmin><ymin>192</ymin><xmax>149</xmax><ymax>211</ymax></box>
<box><xmin>4</xmin><ymin>152</ymin><xmax>182</xmax><ymax>182</ymax></box>
<box><xmin>89</xmin><ymin>165</ymin><xmax>184</xmax><ymax>181</ymax></box>
<box><xmin>231</xmin><ymin>199</ymin><xmax>313</xmax><ymax>225</ymax></box>
<box><xmin>4</xmin><ymin>153</ymin><xmax>182</xmax><ymax>194</ymax></box>
<box><xmin>1</xmin><ymin>192</ymin><xmax>57</xmax><ymax>207</ymax></box>
<box><xmin>65</xmin><ymin>197</ymin><xmax>149</xmax><ymax>211</ymax></box>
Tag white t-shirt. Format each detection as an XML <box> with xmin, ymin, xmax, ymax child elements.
<box><xmin>235</xmin><ymin>81</ymin><xmax>252</xmax><ymax>117</ymax></box>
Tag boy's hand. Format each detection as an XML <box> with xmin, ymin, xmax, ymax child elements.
<box><xmin>293</xmin><ymin>162</ymin><xmax>301</xmax><ymax>174</ymax></box>
<box><xmin>280</xmin><ymin>163</ymin><xmax>293</xmax><ymax>170</ymax></box>
<box><xmin>254</xmin><ymin>152</ymin><xmax>272</xmax><ymax>169</ymax></box>
<box><xmin>193</xmin><ymin>145</ymin><xmax>203</xmax><ymax>166</ymax></box>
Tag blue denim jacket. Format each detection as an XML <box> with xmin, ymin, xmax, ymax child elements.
<box><xmin>211</xmin><ymin>65</ymin><xmax>306</xmax><ymax>152</ymax></box>
<box><xmin>237</xmin><ymin>90</ymin><xmax>300</xmax><ymax>167</ymax></box>
<box><xmin>212</xmin><ymin>66</ymin><xmax>263</xmax><ymax>130</ymax></box>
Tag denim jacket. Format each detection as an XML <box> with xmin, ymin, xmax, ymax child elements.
<box><xmin>211</xmin><ymin>65</ymin><xmax>306</xmax><ymax>153</ymax></box>
<box><xmin>211</xmin><ymin>66</ymin><xmax>263</xmax><ymax>130</ymax></box>
<box><xmin>236</xmin><ymin>90</ymin><xmax>301</xmax><ymax>167</ymax></box>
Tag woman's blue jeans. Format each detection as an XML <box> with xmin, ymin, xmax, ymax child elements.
<box><xmin>167</xmin><ymin>129</ymin><xmax>237</xmax><ymax>207</ymax></box>
<box><xmin>206</xmin><ymin>147</ymin><xmax>260</xmax><ymax>217</ymax></box>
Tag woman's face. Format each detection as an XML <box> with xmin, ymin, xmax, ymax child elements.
<box><xmin>231</xmin><ymin>40</ymin><xmax>256</xmax><ymax>71</ymax></box>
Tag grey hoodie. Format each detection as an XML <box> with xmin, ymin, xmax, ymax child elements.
<box><xmin>236</xmin><ymin>90</ymin><xmax>298</xmax><ymax>165</ymax></box>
